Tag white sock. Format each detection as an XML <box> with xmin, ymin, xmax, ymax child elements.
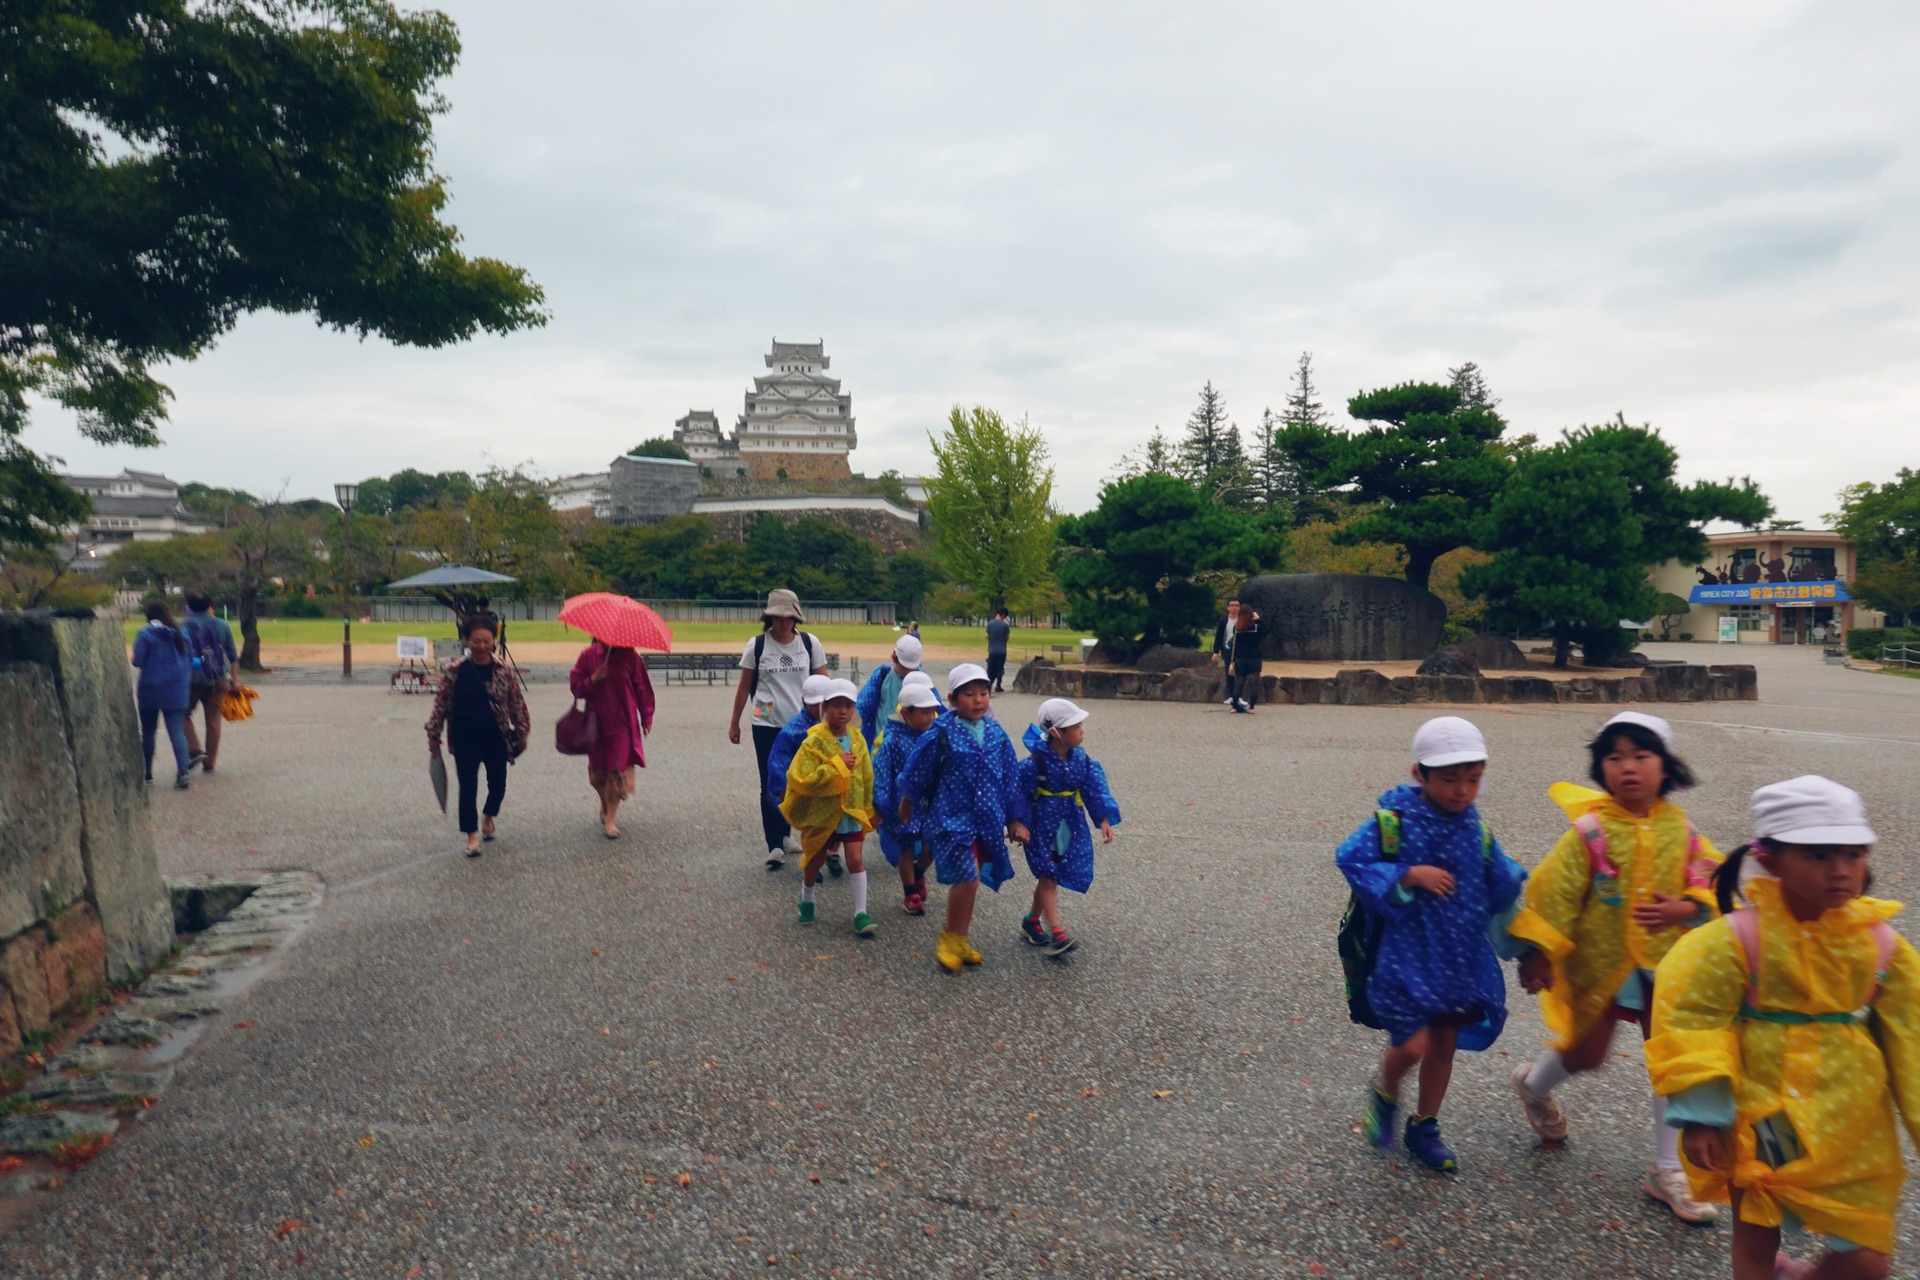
<box><xmin>850</xmin><ymin>871</ymin><xmax>869</xmax><ymax>915</ymax></box>
<box><xmin>1652</xmin><ymin>1096</ymin><xmax>1683</xmax><ymax>1172</ymax></box>
<box><xmin>1525</xmin><ymin>1050</ymin><xmax>1571</xmax><ymax>1096</ymax></box>
<box><xmin>800</xmin><ymin>884</ymin><xmax>815</xmax><ymax>903</ymax></box>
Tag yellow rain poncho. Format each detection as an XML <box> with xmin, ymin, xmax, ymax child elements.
<box><xmin>1646</xmin><ymin>878</ymin><xmax>1920</xmax><ymax>1254</ymax></box>
<box><xmin>1507</xmin><ymin>783</ymin><xmax>1722</xmax><ymax>1049</ymax></box>
<box><xmin>778</xmin><ymin>721</ymin><xmax>876</xmax><ymax>866</ymax></box>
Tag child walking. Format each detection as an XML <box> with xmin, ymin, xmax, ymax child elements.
<box><xmin>1016</xmin><ymin>698</ymin><xmax>1121</xmax><ymax>957</ymax></box>
<box><xmin>855</xmin><ymin>634</ymin><xmax>924</xmax><ymax>747</ymax></box>
<box><xmin>779</xmin><ymin>679</ymin><xmax>878</xmax><ymax>936</ymax></box>
<box><xmin>872</xmin><ymin>680</ymin><xmax>941</xmax><ymax>914</ymax></box>
<box><xmin>1507</xmin><ymin>711</ymin><xmax>1723</xmax><ymax>1223</ymax></box>
<box><xmin>1649</xmin><ymin>776</ymin><xmax>1919</xmax><ymax>1279</ymax></box>
<box><xmin>897</xmin><ymin>663</ymin><xmax>1031</xmax><ymax>973</ymax></box>
<box><xmin>1338</xmin><ymin>716</ymin><xmax>1528</xmax><ymax>1172</ymax></box>
<box><xmin>766</xmin><ymin>674</ymin><xmax>838</xmax><ymax>876</ymax></box>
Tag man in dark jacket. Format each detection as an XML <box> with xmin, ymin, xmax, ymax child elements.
<box><xmin>984</xmin><ymin>608</ymin><xmax>1012</xmax><ymax>692</ymax></box>
<box><xmin>180</xmin><ymin>588</ymin><xmax>239</xmax><ymax>773</ymax></box>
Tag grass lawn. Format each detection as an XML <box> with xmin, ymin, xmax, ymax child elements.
<box><xmin>126</xmin><ymin>617</ymin><xmax>1090</xmax><ymax>659</ymax></box>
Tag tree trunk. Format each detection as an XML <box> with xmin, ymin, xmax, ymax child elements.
<box><xmin>1552</xmin><ymin>631</ymin><xmax>1572</xmax><ymax>669</ymax></box>
<box><xmin>238</xmin><ymin>589</ymin><xmax>264</xmax><ymax>672</ymax></box>
<box><xmin>1404</xmin><ymin>547</ymin><xmax>1439</xmax><ymax>593</ymax></box>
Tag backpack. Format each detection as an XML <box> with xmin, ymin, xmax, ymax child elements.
<box><xmin>1726</xmin><ymin>908</ymin><xmax>1896</xmax><ymax>1025</ymax></box>
<box><xmin>748</xmin><ymin>629</ymin><xmax>817</xmax><ymax>700</ymax></box>
<box><xmin>1570</xmin><ymin>812</ymin><xmax>1714</xmax><ymax>908</ymax></box>
<box><xmin>183</xmin><ymin>614</ymin><xmax>227</xmax><ymax>686</ymax></box>
<box><xmin>1338</xmin><ymin>810</ymin><xmax>1492</xmax><ymax>1029</ymax></box>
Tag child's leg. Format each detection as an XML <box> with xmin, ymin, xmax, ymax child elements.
<box><xmin>946</xmin><ymin>880</ymin><xmax>978</xmax><ymax>936</ymax></box>
<box><xmin>1415</xmin><ymin>1024</ymin><xmax>1459</xmax><ymax>1118</ymax></box>
<box><xmin>1729</xmin><ymin>1190</ymin><xmax>1783</xmax><ymax>1280</ymax></box>
<box><xmin>844</xmin><ymin>839</ymin><xmax>868</xmax><ymax>919</ymax></box>
<box><xmin>899</xmin><ymin>846</ymin><xmax>918</xmax><ymax>895</ymax></box>
<box><xmin>1539</xmin><ymin>1014</ymin><xmax>1618</xmax><ymax>1082</ymax></box>
<box><xmin>1809</xmin><ymin>1251</ymin><xmax>1892</xmax><ymax>1279</ymax></box>
<box><xmin>801</xmin><ymin>850</ymin><xmax>820</xmax><ymax>899</ymax></box>
<box><xmin>1378</xmin><ymin>1028</ymin><xmax>1431</xmax><ymax>1100</ymax></box>
<box><xmin>1030</xmin><ymin>878</ymin><xmax>1060</xmax><ymax>930</ymax></box>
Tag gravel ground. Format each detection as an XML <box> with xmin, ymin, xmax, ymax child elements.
<box><xmin>9</xmin><ymin>644</ymin><xmax>1919</xmax><ymax>1278</ymax></box>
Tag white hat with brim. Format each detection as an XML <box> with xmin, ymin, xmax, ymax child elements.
<box><xmin>893</xmin><ymin>634</ymin><xmax>923</xmax><ymax>669</ymax></box>
<box><xmin>1036</xmin><ymin>698</ymin><xmax>1090</xmax><ymax>735</ymax></box>
<box><xmin>897</xmin><ymin>684</ymin><xmax>941</xmax><ymax>711</ymax></box>
<box><xmin>823</xmin><ymin>677</ymin><xmax>860</xmax><ymax>703</ymax></box>
<box><xmin>1752</xmin><ymin>775</ymin><xmax>1877</xmax><ymax>845</ymax></box>
<box><xmin>801</xmin><ymin>674</ymin><xmax>832</xmax><ymax>705</ymax></box>
<box><xmin>1412</xmin><ymin>716</ymin><xmax>1489</xmax><ymax>768</ymax></box>
<box><xmin>901</xmin><ymin>670</ymin><xmax>934</xmax><ymax>689</ymax></box>
<box><xmin>1602</xmin><ymin>711</ymin><xmax>1675</xmax><ymax>752</ymax></box>
<box><xmin>762</xmin><ymin>588</ymin><xmax>804</xmax><ymax>621</ymax></box>
<box><xmin>947</xmin><ymin>662</ymin><xmax>990</xmax><ymax>695</ymax></box>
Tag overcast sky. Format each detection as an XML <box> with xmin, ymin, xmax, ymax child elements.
<box><xmin>26</xmin><ymin>1</ymin><xmax>1920</xmax><ymax>518</ymax></box>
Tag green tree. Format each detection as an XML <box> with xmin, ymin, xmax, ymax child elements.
<box><xmin>107</xmin><ymin>532</ymin><xmax>234</xmax><ymax>597</ymax></box>
<box><xmin>1852</xmin><ymin>559</ymin><xmax>1920</xmax><ymax>627</ymax></box>
<box><xmin>1448</xmin><ymin>360</ymin><xmax>1500</xmax><ymax>410</ymax></box>
<box><xmin>401</xmin><ymin>468</ymin><xmax>586</xmax><ymax>600</ymax></box>
<box><xmin>1650</xmin><ymin>591</ymin><xmax>1693</xmax><ymax>641</ymax></box>
<box><xmin>2</xmin><ymin>0</ymin><xmax>546</xmax><ymax>540</ymax></box>
<box><xmin>1834</xmin><ymin>470</ymin><xmax>1920</xmax><ymax>624</ymax></box>
<box><xmin>925</xmin><ymin>406</ymin><xmax>1055</xmax><ymax>612</ymax></box>
<box><xmin>0</xmin><ymin>446</ymin><xmax>89</xmax><ymax>551</ymax></box>
<box><xmin>1177</xmin><ymin>382</ymin><xmax>1253</xmax><ymax>502</ymax></box>
<box><xmin>628</xmin><ymin>438</ymin><xmax>691</xmax><ymax>461</ymax></box>
<box><xmin>577</xmin><ymin>515</ymin><xmax>715</xmax><ymax>597</ymax></box>
<box><xmin>1463</xmin><ymin>417</ymin><xmax>1772</xmax><ymax>667</ymax></box>
<box><xmin>1055</xmin><ymin>473</ymin><xmax>1287</xmax><ymax>660</ymax></box>
<box><xmin>871</xmin><ymin>470</ymin><xmax>910</xmax><ymax>505</ymax></box>
<box><xmin>744</xmin><ymin>514</ymin><xmax>797</xmax><ymax>584</ymax></box>
<box><xmin>1113</xmin><ymin>427</ymin><xmax>1178</xmax><ymax>481</ymax></box>
<box><xmin>790</xmin><ymin>517</ymin><xmax>885</xmax><ymax>599</ymax></box>
<box><xmin>1275</xmin><ymin>379</ymin><xmax>1510</xmax><ymax>591</ymax></box>
<box><xmin>0</xmin><ymin>545</ymin><xmax>114</xmax><ymax>610</ymax></box>
<box><xmin>885</xmin><ymin>550</ymin><xmax>945</xmax><ymax>617</ymax></box>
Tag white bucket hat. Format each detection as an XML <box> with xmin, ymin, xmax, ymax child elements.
<box><xmin>1601</xmin><ymin>711</ymin><xmax>1675</xmax><ymax>752</ymax></box>
<box><xmin>1412</xmin><ymin>716</ymin><xmax>1488</xmax><ymax>768</ymax></box>
<box><xmin>897</xmin><ymin>683</ymin><xmax>941</xmax><ymax>711</ymax></box>
<box><xmin>1036</xmin><ymin>698</ymin><xmax>1090</xmax><ymax>735</ymax></box>
<box><xmin>947</xmin><ymin>662</ymin><xmax>990</xmax><ymax>695</ymax></box>
<box><xmin>893</xmin><ymin>634</ymin><xmax>923</xmax><ymax>669</ymax></box>
<box><xmin>823</xmin><ymin>677</ymin><xmax>860</xmax><ymax>703</ymax></box>
<box><xmin>1752</xmin><ymin>776</ymin><xmax>1877</xmax><ymax>846</ymax></box>
<box><xmin>801</xmin><ymin>674</ymin><xmax>832</xmax><ymax>705</ymax></box>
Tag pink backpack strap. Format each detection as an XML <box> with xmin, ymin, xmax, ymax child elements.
<box><xmin>1867</xmin><ymin>921</ymin><xmax>1898</xmax><ymax>1004</ymax></box>
<box><xmin>1727</xmin><ymin>908</ymin><xmax>1762</xmax><ymax>1007</ymax></box>
<box><xmin>1572</xmin><ymin>812</ymin><xmax>1617</xmax><ymax>879</ymax></box>
<box><xmin>1683</xmin><ymin>820</ymin><xmax>1717</xmax><ymax>892</ymax></box>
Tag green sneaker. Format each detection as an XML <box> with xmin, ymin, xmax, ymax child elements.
<box><xmin>797</xmin><ymin>899</ymin><xmax>815</xmax><ymax>924</ymax></box>
<box><xmin>852</xmin><ymin>911</ymin><xmax>876</xmax><ymax>938</ymax></box>
<box><xmin>1361</xmin><ymin>1085</ymin><xmax>1398</xmax><ymax>1148</ymax></box>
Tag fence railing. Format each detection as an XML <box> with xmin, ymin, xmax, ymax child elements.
<box><xmin>1883</xmin><ymin>643</ymin><xmax>1920</xmax><ymax>671</ymax></box>
<box><xmin>363</xmin><ymin>596</ymin><xmax>899</xmax><ymax>625</ymax></box>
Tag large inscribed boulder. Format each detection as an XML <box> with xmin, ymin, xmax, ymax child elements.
<box><xmin>1238</xmin><ymin>574</ymin><xmax>1446</xmax><ymax>663</ymax></box>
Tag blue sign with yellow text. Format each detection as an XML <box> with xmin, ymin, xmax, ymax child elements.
<box><xmin>1689</xmin><ymin>582</ymin><xmax>1848</xmax><ymax>604</ymax></box>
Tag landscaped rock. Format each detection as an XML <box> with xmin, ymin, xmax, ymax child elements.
<box><xmin>48</xmin><ymin>1044</ymin><xmax>120</xmax><ymax>1073</ymax></box>
<box><xmin>1135</xmin><ymin>644</ymin><xmax>1212</xmax><ymax>674</ymax></box>
<box><xmin>42</xmin><ymin>900</ymin><xmax>107</xmax><ymax>1013</ymax></box>
<box><xmin>83</xmin><ymin>1011</ymin><xmax>168</xmax><ymax>1047</ymax></box>
<box><xmin>0</xmin><ymin>929</ymin><xmax>52</xmax><ymax>1030</ymax></box>
<box><xmin>1416</xmin><ymin>650</ymin><xmax>1479</xmax><ymax>677</ymax></box>
<box><xmin>1447</xmin><ymin>634</ymin><xmax>1529</xmax><ymax>671</ymax></box>
<box><xmin>0</xmin><ymin>1110</ymin><xmax>118</xmax><ymax>1156</ymax></box>
<box><xmin>1239</xmin><ymin>573</ymin><xmax>1447</xmax><ymax>662</ymax></box>
<box><xmin>27</xmin><ymin>1068</ymin><xmax>170</xmax><ymax>1105</ymax></box>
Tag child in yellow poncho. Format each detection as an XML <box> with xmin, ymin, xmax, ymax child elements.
<box><xmin>1649</xmin><ymin>776</ymin><xmax>1919</xmax><ymax>1279</ymax></box>
<box><xmin>1507</xmin><ymin>712</ymin><xmax>1724</xmax><ymax>1224</ymax></box>
<box><xmin>779</xmin><ymin>679</ymin><xmax>878</xmax><ymax>937</ymax></box>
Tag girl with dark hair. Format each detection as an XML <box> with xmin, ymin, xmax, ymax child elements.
<box><xmin>1507</xmin><ymin>712</ymin><xmax>1725</xmax><ymax>1223</ymax></box>
<box><xmin>1229</xmin><ymin>606</ymin><xmax>1263</xmax><ymax>713</ymax></box>
<box><xmin>1649</xmin><ymin>777</ymin><xmax>1918</xmax><ymax>1279</ymax></box>
<box><xmin>131</xmin><ymin>600</ymin><xmax>195</xmax><ymax>789</ymax></box>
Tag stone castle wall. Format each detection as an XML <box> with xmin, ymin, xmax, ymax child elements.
<box><xmin>746</xmin><ymin>451</ymin><xmax>851</xmax><ymax>483</ymax></box>
<box><xmin>0</xmin><ymin>616</ymin><xmax>176</xmax><ymax>1053</ymax></box>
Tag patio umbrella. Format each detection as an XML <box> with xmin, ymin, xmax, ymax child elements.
<box><xmin>385</xmin><ymin>565</ymin><xmax>519</xmax><ymax>589</ymax></box>
<box><xmin>559</xmin><ymin>593</ymin><xmax>675</xmax><ymax>652</ymax></box>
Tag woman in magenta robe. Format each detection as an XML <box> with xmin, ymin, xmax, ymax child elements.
<box><xmin>569</xmin><ymin>641</ymin><xmax>655</xmax><ymax>839</ymax></box>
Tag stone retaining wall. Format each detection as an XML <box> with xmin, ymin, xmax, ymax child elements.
<box><xmin>1014</xmin><ymin>661</ymin><xmax>1759</xmax><ymax>705</ymax></box>
<box><xmin>0</xmin><ymin>615</ymin><xmax>175</xmax><ymax>1054</ymax></box>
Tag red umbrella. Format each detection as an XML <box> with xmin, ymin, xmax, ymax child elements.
<box><xmin>559</xmin><ymin>593</ymin><xmax>675</xmax><ymax>652</ymax></box>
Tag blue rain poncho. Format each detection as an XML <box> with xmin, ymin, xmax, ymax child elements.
<box><xmin>1335</xmin><ymin>782</ymin><xmax>1528</xmax><ymax>1051</ymax></box>
<box><xmin>1016</xmin><ymin>724</ymin><xmax>1121</xmax><ymax>894</ymax></box>
<box><xmin>898</xmin><ymin>710</ymin><xmax>1033</xmax><ymax>890</ymax></box>
<box><xmin>870</xmin><ymin>717</ymin><xmax>928</xmax><ymax>867</ymax></box>
<box><xmin>855</xmin><ymin>664</ymin><xmax>942</xmax><ymax>748</ymax></box>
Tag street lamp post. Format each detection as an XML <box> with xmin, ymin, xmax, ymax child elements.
<box><xmin>334</xmin><ymin>483</ymin><xmax>359</xmax><ymax>678</ymax></box>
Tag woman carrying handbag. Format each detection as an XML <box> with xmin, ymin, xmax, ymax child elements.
<box><xmin>568</xmin><ymin>639</ymin><xmax>655</xmax><ymax>839</ymax></box>
<box><xmin>424</xmin><ymin>621</ymin><xmax>531</xmax><ymax>856</ymax></box>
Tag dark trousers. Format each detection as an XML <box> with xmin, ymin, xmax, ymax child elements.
<box><xmin>986</xmin><ymin>653</ymin><xmax>1007</xmax><ymax>690</ymax></box>
<box><xmin>140</xmin><ymin>707</ymin><xmax>191</xmax><ymax>778</ymax></box>
<box><xmin>751</xmin><ymin>723</ymin><xmax>791</xmax><ymax>852</ymax></box>
<box><xmin>1233</xmin><ymin>668</ymin><xmax>1263</xmax><ymax>708</ymax></box>
<box><xmin>449</xmin><ymin>717</ymin><xmax>508</xmax><ymax>835</ymax></box>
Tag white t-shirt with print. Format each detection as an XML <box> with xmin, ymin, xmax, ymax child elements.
<box><xmin>739</xmin><ymin>632</ymin><xmax>828</xmax><ymax>728</ymax></box>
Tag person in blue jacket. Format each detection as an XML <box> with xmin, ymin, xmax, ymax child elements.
<box><xmin>1335</xmin><ymin>716</ymin><xmax>1527</xmax><ymax>1173</ymax></box>
<box><xmin>130</xmin><ymin>600</ymin><xmax>195</xmax><ymax>790</ymax></box>
<box><xmin>854</xmin><ymin>633</ymin><xmax>925</xmax><ymax>748</ymax></box>
<box><xmin>897</xmin><ymin>663</ymin><xmax>1031</xmax><ymax>973</ymax></box>
<box><xmin>1016</xmin><ymin>698</ymin><xmax>1121</xmax><ymax>958</ymax></box>
<box><xmin>872</xmin><ymin>680</ymin><xmax>942</xmax><ymax>915</ymax></box>
<box><xmin>766</xmin><ymin>674</ymin><xmax>838</xmax><ymax>876</ymax></box>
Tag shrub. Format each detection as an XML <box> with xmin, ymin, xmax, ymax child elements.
<box><xmin>282</xmin><ymin>596</ymin><xmax>325</xmax><ymax>618</ymax></box>
<box><xmin>1849</xmin><ymin>626</ymin><xmax>1920</xmax><ymax>658</ymax></box>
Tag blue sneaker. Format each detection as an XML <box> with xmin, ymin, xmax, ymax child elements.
<box><xmin>1361</xmin><ymin>1086</ymin><xmax>1398</xmax><ymax>1148</ymax></box>
<box><xmin>1403</xmin><ymin>1116</ymin><xmax>1458</xmax><ymax>1172</ymax></box>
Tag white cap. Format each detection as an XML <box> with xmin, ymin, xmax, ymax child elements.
<box><xmin>1601</xmin><ymin>711</ymin><xmax>1675</xmax><ymax>752</ymax></box>
<box><xmin>1036</xmin><ymin>698</ymin><xmax>1090</xmax><ymax>735</ymax></box>
<box><xmin>893</xmin><ymin>634</ymin><xmax>923</xmax><ymax>669</ymax></box>
<box><xmin>901</xmin><ymin>670</ymin><xmax>934</xmax><ymax>690</ymax></box>
<box><xmin>1752</xmin><ymin>775</ymin><xmax>1877</xmax><ymax>846</ymax></box>
<box><xmin>801</xmin><ymin>674</ymin><xmax>832</xmax><ymax>705</ymax></box>
<box><xmin>897</xmin><ymin>683</ymin><xmax>941</xmax><ymax>710</ymax></box>
<box><xmin>1411</xmin><ymin>716</ymin><xmax>1488</xmax><ymax>768</ymax></box>
<box><xmin>947</xmin><ymin>662</ymin><xmax>990</xmax><ymax>695</ymax></box>
<box><xmin>823</xmin><ymin>678</ymin><xmax>860</xmax><ymax>703</ymax></box>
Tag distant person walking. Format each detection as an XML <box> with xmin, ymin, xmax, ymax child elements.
<box><xmin>179</xmin><ymin>588</ymin><xmax>237</xmax><ymax>774</ymax></box>
<box><xmin>1213</xmin><ymin>600</ymin><xmax>1241</xmax><ymax>707</ymax></box>
<box><xmin>425</xmin><ymin>620</ymin><xmax>531</xmax><ymax>857</ymax></box>
<box><xmin>1230</xmin><ymin>606</ymin><xmax>1264</xmax><ymax>713</ymax></box>
<box><xmin>730</xmin><ymin>589</ymin><xmax>830</xmax><ymax>871</ymax></box>
<box><xmin>570</xmin><ymin>639</ymin><xmax>655</xmax><ymax>841</ymax></box>
<box><xmin>985</xmin><ymin>608</ymin><xmax>1012</xmax><ymax>692</ymax></box>
<box><xmin>131</xmin><ymin>600</ymin><xmax>195</xmax><ymax>789</ymax></box>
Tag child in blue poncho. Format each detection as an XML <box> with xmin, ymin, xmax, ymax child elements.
<box><xmin>854</xmin><ymin>634</ymin><xmax>933</xmax><ymax>748</ymax></box>
<box><xmin>1016</xmin><ymin>698</ymin><xmax>1120</xmax><ymax>958</ymax></box>
<box><xmin>1336</xmin><ymin>716</ymin><xmax>1528</xmax><ymax>1173</ymax></box>
<box><xmin>897</xmin><ymin>663</ymin><xmax>1031</xmax><ymax>973</ymax></box>
<box><xmin>872</xmin><ymin>679</ymin><xmax>942</xmax><ymax>915</ymax></box>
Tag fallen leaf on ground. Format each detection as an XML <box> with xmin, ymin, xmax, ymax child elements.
<box><xmin>407</xmin><ymin>1268</ymin><xmax>423</xmax><ymax>1279</ymax></box>
<box><xmin>676</xmin><ymin>1173</ymin><xmax>692</xmax><ymax>1188</ymax></box>
<box><xmin>809</xmin><ymin>1173</ymin><xmax>820</xmax><ymax>1183</ymax></box>
<box><xmin>1152</xmin><ymin>1090</ymin><xmax>1174</xmax><ymax>1099</ymax></box>
<box><xmin>591</xmin><ymin>948</ymin><xmax>601</xmax><ymax>956</ymax></box>
<box><xmin>358</xmin><ymin>1136</ymin><xmax>373</xmax><ymax>1147</ymax></box>
<box><xmin>1081</xmin><ymin>1089</ymin><xmax>1097</xmax><ymax>1097</ymax></box>
<box><xmin>276</xmin><ymin>1219</ymin><xmax>299</xmax><ymax>1237</ymax></box>
<box><xmin>230</xmin><ymin>1020</ymin><xmax>253</xmax><ymax>1030</ymax></box>
<box><xmin>601</xmin><ymin>1027</ymin><xmax>610</xmax><ymax>1035</ymax></box>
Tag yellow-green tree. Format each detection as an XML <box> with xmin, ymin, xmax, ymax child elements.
<box><xmin>925</xmin><ymin>406</ymin><xmax>1055</xmax><ymax>613</ymax></box>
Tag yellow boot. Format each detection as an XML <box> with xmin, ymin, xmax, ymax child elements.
<box><xmin>959</xmin><ymin>934</ymin><xmax>983</xmax><ymax>966</ymax></box>
<box><xmin>936</xmin><ymin>930</ymin><xmax>966</xmax><ymax>973</ymax></box>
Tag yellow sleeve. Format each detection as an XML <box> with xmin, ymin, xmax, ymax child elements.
<box><xmin>1870</xmin><ymin>936</ymin><xmax>1920</xmax><ymax>1152</ymax></box>
<box><xmin>785</xmin><ymin>732</ymin><xmax>851</xmax><ymax>799</ymax></box>
<box><xmin>1646</xmin><ymin>919</ymin><xmax>1746</xmax><ymax>1098</ymax></box>
<box><xmin>1508</xmin><ymin>829</ymin><xmax>1589</xmax><ymax>961</ymax></box>
<box><xmin>1683</xmin><ymin>830</ymin><xmax>1727</xmax><ymax>919</ymax></box>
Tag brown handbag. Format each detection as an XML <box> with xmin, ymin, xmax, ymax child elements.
<box><xmin>555</xmin><ymin>699</ymin><xmax>599</xmax><ymax>756</ymax></box>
